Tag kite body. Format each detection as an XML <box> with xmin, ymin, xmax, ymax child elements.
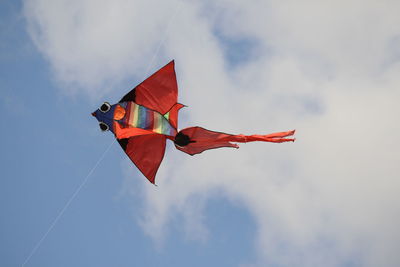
<box><xmin>92</xmin><ymin>60</ymin><xmax>295</xmax><ymax>184</ymax></box>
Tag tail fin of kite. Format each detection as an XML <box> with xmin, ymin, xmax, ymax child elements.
<box><xmin>163</xmin><ymin>103</ymin><xmax>185</xmax><ymax>130</ymax></box>
<box><xmin>174</xmin><ymin>127</ymin><xmax>295</xmax><ymax>156</ymax></box>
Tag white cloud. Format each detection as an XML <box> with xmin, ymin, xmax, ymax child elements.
<box><xmin>24</xmin><ymin>0</ymin><xmax>183</xmax><ymax>97</ymax></box>
<box><xmin>24</xmin><ymin>0</ymin><xmax>400</xmax><ymax>266</ymax></box>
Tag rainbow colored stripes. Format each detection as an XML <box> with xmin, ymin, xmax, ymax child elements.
<box><xmin>121</xmin><ymin>102</ymin><xmax>176</xmax><ymax>136</ymax></box>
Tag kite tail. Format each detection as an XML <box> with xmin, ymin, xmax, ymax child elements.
<box><xmin>174</xmin><ymin>127</ymin><xmax>295</xmax><ymax>156</ymax></box>
<box><xmin>226</xmin><ymin>130</ymin><xmax>296</xmax><ymax>143</ymax></box>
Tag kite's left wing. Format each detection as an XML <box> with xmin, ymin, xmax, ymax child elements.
<box><xmin>118</xmin><ymin>134</ymin><xmax>166</xmax><ymax>184</ymax></box>
<box><xmin>119</xmin><ymin>60</ymin><xmax>179</xmax><ymax>115</ymax></box>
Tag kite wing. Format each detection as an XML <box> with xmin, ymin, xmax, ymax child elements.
<box><xmin>117</xmin><ymin>134</ymin><xmax>166</xmax><ymax>184</ymax></box>
<box><xmin>119</xmin><ymin>60</ymin><xmax>183</xmax><ymax>129</ymax></box>
<box><xmin>119</xmin><ymin>60</ymin><xmax>182</xmax><ymax>120</ymax></box>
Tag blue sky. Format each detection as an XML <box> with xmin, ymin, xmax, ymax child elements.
<box><xmin>1</xmin><ymin>2</ymin><xmax>257</xmax><ymax>266</ymax></box>
<box><xmin>2</xmin><ymin>0</ymin><xmax>400</xmax><ymax>267</ymax></box>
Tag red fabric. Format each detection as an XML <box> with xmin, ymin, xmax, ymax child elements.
<box><xmin>175</xmin><ymin>127</ymin><xmax>295</xmax><ymax>156</ymax></box>
<box><xmin>222</xmin><ymin>130</ymin><xmax>296</xmax><ymax>143</ymax></box>
<box><xmin>135</xmin><ymin>60</ymin><xmax>178</xmax><ymax>115</ymax></box>
<box><xmin>123</xmin><ymin>134</ymin><xmax>166</xmax><ymax>184</ymax></box>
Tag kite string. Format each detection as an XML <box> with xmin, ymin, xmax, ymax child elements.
<box><xmin>21</xmin><ymin>2</ymin><xmax>183</xmax><ymax>266</ymax></box>
<box><xmin>21</xmin><ymin>139</ymin><xmax>115</xmax><ymax>267</ymax></box>
<box><xmin>144</xmin><ymin>0</ymin><xmax>182</xmax><ymax>76</ymax></box>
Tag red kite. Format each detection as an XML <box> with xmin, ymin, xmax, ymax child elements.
<box><xmin>92</xmin><ymin>61</ymin><xmax>295</xmax><ymax>183</ymax></box>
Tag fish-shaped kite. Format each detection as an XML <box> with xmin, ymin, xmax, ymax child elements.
<box><xmin>92</xmin><ymin>61</ymin><xmax>295</xmax><ymax>184</ymax></box>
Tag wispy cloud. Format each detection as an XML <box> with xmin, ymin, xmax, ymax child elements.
<box><xmin>24</xmin><ymin>0</ymin><xmax>400</xmax><ymax>266</ymax></box>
